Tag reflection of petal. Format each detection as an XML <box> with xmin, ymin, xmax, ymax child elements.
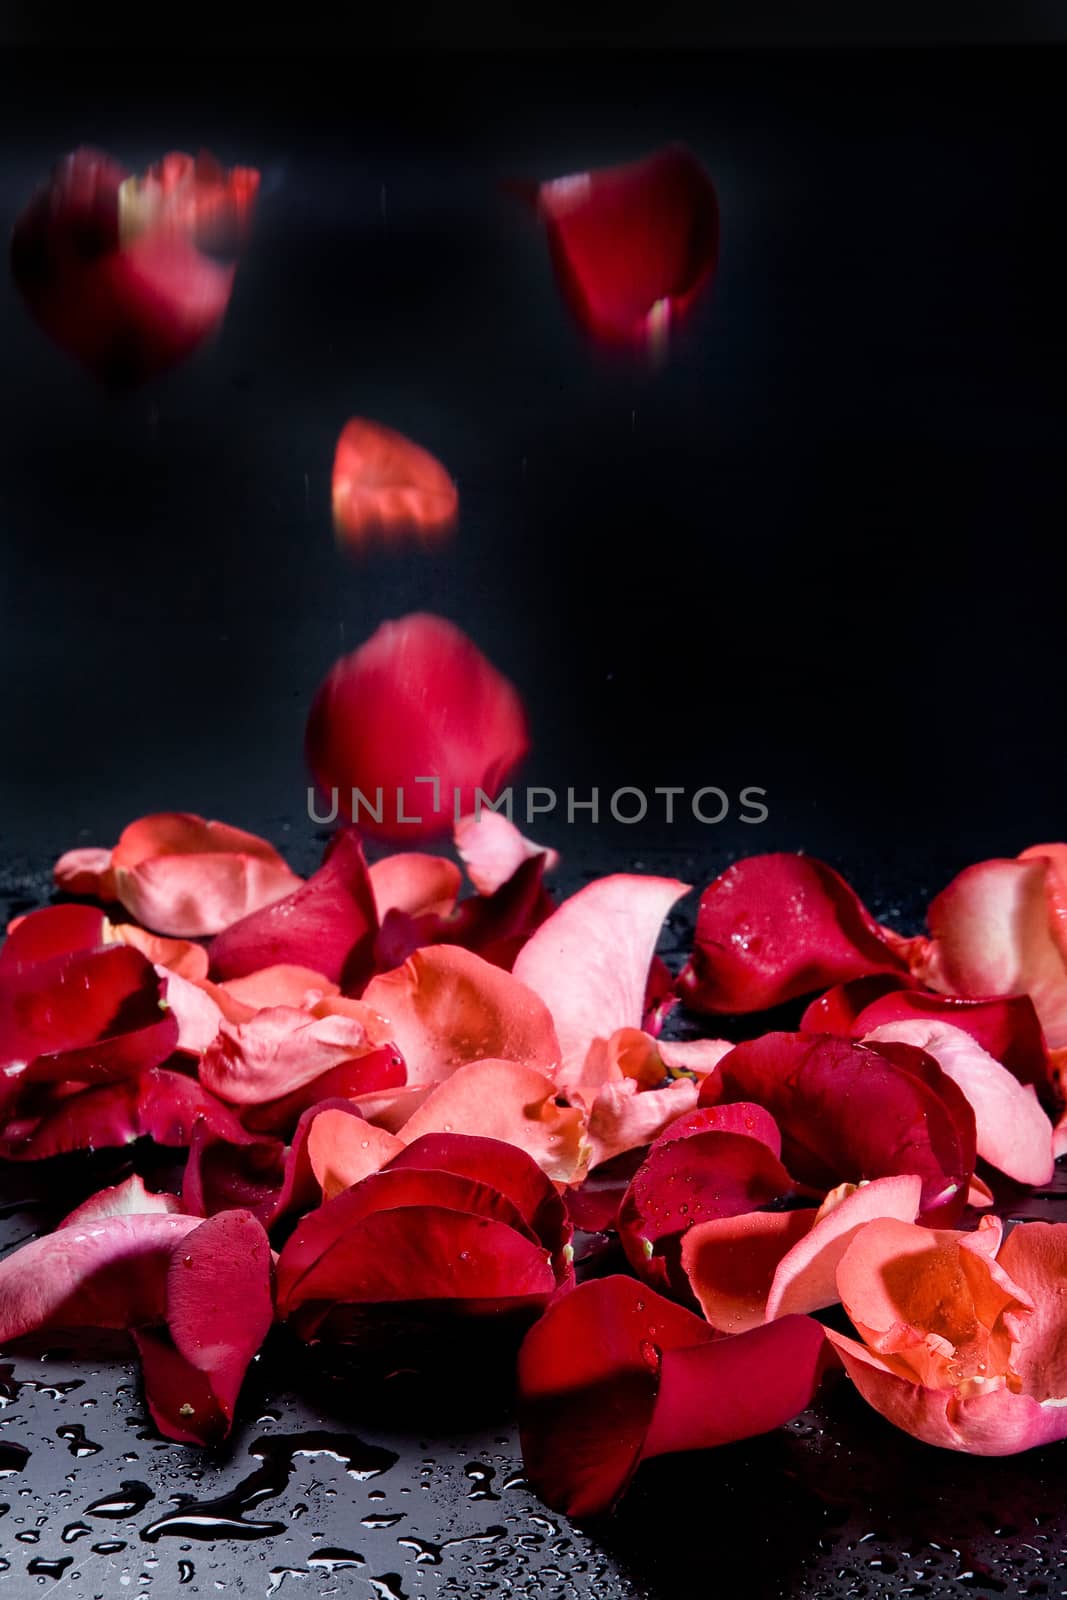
<box><xmin>537</xmin><ymin>145</ymin><xmax>719</xmax><ymax>348</ymax></box>
<box><xmin>333</xmin><ymin>420</ymin><xmax>457</xmax><ymax>551</ymax></box>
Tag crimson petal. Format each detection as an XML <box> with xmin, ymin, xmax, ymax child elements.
<box><xmin>702</xmin><ymin>1032</ymin><xmax>975</xmax><ymax>1225</ymax></box>
<box><xmin>305</xmin><ymin>614</ymin><xmax>529</xmax><ymax>843</ymax></box>
<box><xmin>537</xmin><ymin>145</ymin><xmax>719</xmax><ymax>348</ymax></box>
<box><xmin>208</xmin><ymin>829</ymin><xmax>377</xmax><ymax>988</ymax></box>
<box><xmin>678</xmin><ymin>855</ymin><xmax>908</xmax><ymax>1015</ymax></box>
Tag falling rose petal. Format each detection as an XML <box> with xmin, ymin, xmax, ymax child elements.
<box><xmin>512</xmin><ymin>874</ymin><xmax>689</xmax><ymax>1088</ymax></box>
<box><xmin>208</xmin><ymin>829</ymin><xmax>377</xmax><ymax>988</ymax></box>
<box><xmin>618</xmin><ymin>1121</ymin><xmax>795</xmax><ymax>1294</ymax></box>
<box><xmin>0</xmin><ymin>1067</ymin><xmax>254</xmax><ymax>1161</ymax></box>
<box><xmin>0</xmin><ymin>904</ymin><xmax>108</xmax><ymax>968</ymax></box>
<box><xmin>703</xmin><ymin>1032</ymin><xmax>975</xmax><ymax>1225</ymax></box>
<box><xmin>59</xmin><ymin>1175</ymin><xmax>183</xmax><ymax>1228</ymax></box>
<box><xmin>135</xmin><ymin>1210</ymin><xmax>274</xmax><ymax>1444</ymax></box>
<box><xmin>369</xmin><ymin>853</ymin><xmax>462</xmax><ymax>920</ymax></box>
<box><xmin>454</xmin><ymin>812</ymin><xmax>559</xmax><ymax>896</ymax></box>
<box><xmin>0</xmin><ymin>1212</ymin><xmax>200</xmax><ymax>1342</ymax></box>
<box><xmin>361</xmin><ymin>944</ymin><xmax>560</xmax><ymax>1088</ymax></box>
<box><xmin>332</xmin><ymin>418</ymin><xmax>458</xmax><ymax>550</ymax></box>
<box><xmin>536</xmin><ymin>145</ymin><xmax>720</xmax><ymax>349</ymax></box>
<box><xmin>305</xmin><ymin>614</ymin><xmax>529</xmax><ymax>842</ymax></box>
<box><xmin>863</xmin><ymin>1019</ymin><xmax>1055</xmax><ymax>1186</ymax></box>
<box><xmin>916</xmin><ymin>855</ymin><xmax>1067</xmax><ymax>1049</ymax></box>
<box><xmin>11</xmin><ymin>148</ymin><xmax>254</xmax><ymax>386</ymax></box>
<box><xmin>396</xmin><ymin>1059</ymin><xmax>585</xmax><ymax>1184</ymax></box>
<box><xmin>678</xmin><ymin>855</ymin><xmax>908</xmax><ymax>1015</ymax></box>
<box><xmin>307</xmin><ymin>1110</ymin><xmax>405</xmax><ymax>1200</ymax></box>
<box><xmin>69</xmin><ymin>813</ymin><xmax>301</xmax><ymax>938</ymax></box>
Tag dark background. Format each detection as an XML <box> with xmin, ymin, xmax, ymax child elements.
<box><xmin>1</xmin><ymin>13</ymin><xmax>1066</xmax><ymax>1600</ymax></box>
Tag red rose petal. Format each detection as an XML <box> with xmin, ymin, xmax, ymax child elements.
<box><xmin>12</xmin><ymin>149</ymin><xmax>253</xmax><ymax>385</ymax></box>
<box><xmin>517</xmin><ymin>1275</ymin><xmax>715</xmax><ymax>1517</ymax></box>
<box><xmin>537</xmin><ymin>145</ymin><xmax>719</xmax><ymax>348</ymax></box>
<box><xmin>703</xmin><ymin>1032</ymin><xmax>975</xmax><ymax>1225</ymax></box>
<box><xmin>0</xmin><ymin>905</ymin><xmax>108</xmax><ymax>968</ymax></box>
<box><xmin>512</xmin><ymin>874</ymin><xmax>689</xmax><ymax>1087</ymax></box>
<box><xmin>208</xmin><ymin>829</ymin><xmax>377</xmax><ymax>988</ymax></box>
<box><xmin>678</xmin><ymin>855</ymin><xmax>908</xmax><ymax>1015</ymax></box>
<box><xmin>618</xmin><ymin>1119</ymin><xmax>795</xmax><ymax>1294</ymax></box>
<box><xmin>332</xmin><ymin>418</ymin><xmax>458</xmax><ymax>550</ymax></box>
<box><xmin>387</xmin><ymin>1133</ymin><xmax>572</xmax><ymax>1260</ymax></box>
<box><xmin>305</xmin><ymin>614</ymin><xmax>529</xmax><ymax>842</ymax></box>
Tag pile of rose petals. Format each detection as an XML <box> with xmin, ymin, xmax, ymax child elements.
<box><xmin>2</xmin><ymin>826</ymin><xmax>1066</xmax><ymax>1515</ymax></box>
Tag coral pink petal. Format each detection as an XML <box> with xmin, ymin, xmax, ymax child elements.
<box><xmin>208</xmin><ymin>830</ymin><xmax>377</xmax><ymax>988</ymax></box>
<box><xmin>1019</xmin><ymin>844</ymin><xmax>1067</xmax><ymax>964</ymax></box>
<box><xmin>918</xmin><ymin>856</ymin><xmax>1067</xmax><ymax>1049</ymax></box>
<box><xmin>332</xmin><ymin>419</ymin><xmax>458</xmax><ymax>550</ymax></box>
<box><xmin>107</xmin><ymin>813</ymin><xmax>300</xmax><ymax>937</ymax></box>
<box><xmin>585</xmin><ymin>1077</ymin><xmax>700</xmax><ymax>1171</ymax></box>
<box><xmin>455</xmin><ymin>812</ymin><xmax>559</xmax><ymax>896</ymax></box>
<box><xmin>513</xmin><ymin>874</ymin><xmax>689</xmax><ymax>1087</ymax></box>
<box><xmin>361</xmin><ymin>944</ymin><xmax>560</xmax><ymax>1088</ymax></box>
<box><xmin>307</xmin><ymin>1111</ymin><xmax>405</xmax><ymax>1200</ymax></box>
<box><xmin>305</xmin><ymin>614</ymin><xmax>529</xmax><ymax>842</ymax></box>
<box><xmin>682</xmin><ymin>1209</ymin><xmax>815</xmax><ymax>1333</ymax></box>
<box><xmin>863</xmin><ymin>1019</ymin><xmax>1055</xmax><ymax>1186</ymax></box>
<box><xmin>396</xmin><ymin>1058</ymin><xmax>584</xmax><ymax>1183</ymax></box>
<box><xmin>517</xmin><ymin>1275</ymin><xmax>714</xmax><ymax>1517</ymax></box>
<box><xmin>54</xmin><ymin>845</ymin><xmax>116</xmax><ymax>900</ymax></box>
<box><xmin>198</xmin><ymin>1003</ymin><xmax>381</xmax><ymax>1106</ymax></box>
<box><xmin>369</xmin><ymin>853</ymin><xmax>462</xmax><ymax>919</ymax></box>
<box><xmin>679</xmin><ymin>855</ymin><xmax>907</xmax><ymax>1014</ymax></box>
<box><xmin>218</xmin><ymin>964</ymin><xmax>339</xmax><ymax>1010</ymax></box>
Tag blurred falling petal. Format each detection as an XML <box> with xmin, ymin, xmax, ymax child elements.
<box><xmin>10</xmin><ymin>146</ymin><xmax>258</xmax><ymax>385</ymax></box>
<box><xmin>536</xmin><ymin>144</ymin><xmax>719</xmax><ymax>349</ymax></box>
<box><xmin>332</xmin><ymin>419</ymin><xmax>458</xmax><ymax>552</ymax></box>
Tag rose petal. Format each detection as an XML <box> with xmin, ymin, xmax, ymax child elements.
<box><xmin>863</xmin><ymin>1019</ymin><xmax>1055</xmax><ymax>1186</ymax></box>
<box><xmin>682</xmin><ymin>1210</ymin><xmax>816</xmax><ymax>1333</ymax></box>
<box><xmin>0</xmin><ymin>1212</ymin><xmax>200</xmax><ymax>1341</ymax></box>
<box><xmin>208</xmin><ymin>829</ymin><xmax>377</xmax><ymax>988</ymax></box>
<box><xmin>537</xmin><ymin>145</ymin><xmax>719</xmax><ymax>348</ymax></box>
<box><xmin>678</xmin><ymin>855</ymin><xmax>907</xmax><ymax>1014</ymax></box>
<box><xmin>619</xmin><ymin>1116</ymin><xmax>795</xmax><ymax>1293</ymax></box>
<box><xmin>513</xmin><ymin>874</ymin><xmax>689</xmax><ymax>1088</ymax></box>
<box><xmin>360</xmin><ymin>944</ymin><xmax>560</xmax><ymax>1088</ymax></box>
<box><xmin>134</xmin><ymin>1209</ymin><xmax>273</xmax><ymax>1444</ymax></box>
<box><xmin>996</xmin><ymin>1222</ymin><xmax>1067</xmax><ymax>1404</ymax></box>
<box><xmin>374</xmin><ymin>853</ymin><xmax>554</xmax><ymax>974</ymax></box>
<box><xmin>584</xmin><ymin>1076</ymin><xmax>700</xmax><ymax>1171</ymax></box>
<box><xmin>307</xmin><ymin>1110</ymin><xmax>405</xmax><ymax>1201</ymax></box>
<box><xmin>455</xmin><ymin>812</ymin><xmax>559</xmax><ymax>896</ymax></box>
<box><xmin>59</xmin><ymin>1175</ymin><xmax>183</xmax><ymax>1228</ymax></box>
<box><xmin>198</xmin><ymin>1003</ymin><xmax>382</xmax><ymax>1106</ymax></box>
<box><xmin>54</xmin><ymin>846</ymin><xmax>116</xmax><ymax>900</ymax></box>
<box><xmin>917</xmin><ymin>856</ymin><xmax>1067</xmax><ymax>1049</ymax></box>
<box><xmin>240</xmin><ymin>1043</ymin><xmax>405</xmax><ymax>1139</ymax></box>
<box><xmin>218</xmin><ymin>965</ymin><xmax>339</xmax><ymax>1010</ymax></box>
<box><xmin>517</xmin><ymin>1275</ymin><xmax>715</xmax><ymax>1517</ymax></box>
<box><xmin>703</xmin><ymin>1032</ymin><xmax>975</xmax><ymax>1225</ymax></box>
<box><xmin>102</xmin><ymin>813</ymin><xmax>300</xmax><ymax>937</ymax></box>
<box><xmin>396</xmin><ymin>1058</ymin><xmax>585</xmax><ymax>1183</ymax></box>
<box><xmin>306</xmin><ymin>614</ymin><xmax>529</xmax><ymax>842</ymax></box>
<box><xmin>369</xmin><ymin>853</ymin><xmax>462</xmax><ymax>919</ymax></box>
<box><xmin>0</xmin><ymin>905</ymin><xmax>109</xmax><ymax>968</ymax></box>
<box><xmin>332</xmin><ymin>419</ymin><xmax>458</xmax><ymax>550</ymax></box>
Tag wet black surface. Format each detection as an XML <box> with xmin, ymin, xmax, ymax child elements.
<box><xmin>2</xmin><ymin>34</ymin><xmax>1067</xmax><ymax>1600</ymax></box>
